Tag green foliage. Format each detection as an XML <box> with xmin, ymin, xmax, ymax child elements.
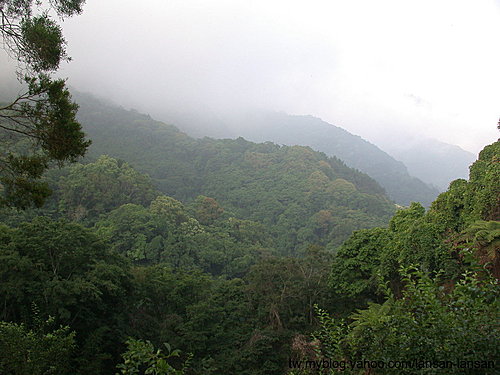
<box><xmin>312</xmin><ymin>305</ymin><xmax>348</xmax><ymax>361</ymax></box>
<box><xmin>95</xmin><ymin>196</ymin><xmax>268</xmax><ymax>277</ymax></box>
<box><xmin>190</xmin><ymin>195</ymin><xmax>224</xmax><ymax>225</ymax></box>
<box><xmin>430</xmin><ymin>141</ymin><xmax>500</xmax><ymax>229</ymax></box>
<box><xmin>128</xmin><ymin>266</ymin><xmax>287</xmax><ymax>375</ymax></box>
<box><xmin>328</xmin><ymin>140</ymin><xmax>500</xmax><ymax>319</ymax></box>
<box><xmin>0</xmin><ymin>1</ymin><xmax>89</xmax><ymax>209</ymax></box>
<box><xmin>330</xmin><ymin>203</ymin><xmax>461</xmax><ymax>310</ymax></box>
<box><xmin>58</xmin><ymin>155</ymin><xmax>157</xmax><ymax>221</ymax></box>
<box><xmin>378</xmin><ymin>204</ymin><xmax>460</xmax><ymax>294</ymax></box>
<box><xmin>236</xmin><ymin>329</ymin><xmax>293</xmax><ymax>375</ymax></box>
<box><xmin>462</xmin><ymin>220</ymin><xmax>500</xmax><ymax>277</ymax></box>
<box><xmin>428</xmin><ymin>179</ymin><xmax>469</xmax><ymax>231</ymax></box>
<box><xmin>466</xmin><ymin>141</ymin><xmax>500</xmax><ymax>221</ymax></box>
<box><xmin>0</xmin><ymin>318</ymin><xmax>75</xmax><ymax>375</ymax></box>
<box><xmin>116</xmin><ymin>339</ymin><xmax>190</xmax><ymax>375</ymax></box>
<box><xmin>330</xmin><ymin>227</ymin><xmax>390</xmax><ymax>311</ymax></box>
<box><xmin>128</xmin><ymin>265</ymin><xmax>212</xmax><ymax>339</ymax></box>
<box><xmin>317</xmin><ymin>140</ymin><xmax>499</xmax><ymax>375</ymax></box>
<box><xmin>74</xmin><ymin>93</ymin><xmax>395</xmax><ymax>254</ymax></box>
<box><xmin>24</xmin><ymin>75</ymin><xmax>90</xmax><ymax>162</ymax></box>
<box><xmin>0</xmin><ymin>76</ymin><xmax>90</xmax><ymax>209</ymax></box>
<box><xmin>0</xmin><ymin>217</ymin><xmax>132</xmax><ymax>374</ymax></box>
<box><xmin>180</xmin><ymin>278</ymin><xmax>256</xmax><ymax>374</ymax></box>
<box><xmin>0</xmin><ymin>90</ymin><xmax>497</xmax><ymax>375</ymax></box>
<box><xmin>316</xmin><ymin>267</ymin><xmax>499</xmax><ymax>374</ymax></box>
<box><xmin>187</xmin><ymin>111</ymin><xmax>440</xmax><ymax>206</ymax></box>
<box><xmin>0</xmin><ymin>0</ymin><xmax>84</xmax><ymax>73</ymax></box>
<box><xmin>21</xmin><ymin>15</ymin><xmax>66</xmax><ymax>72</ymax></box>
<box><xmin>246</xmin><ymin>246</ymin><xmax>334</xmax><ymax>331</ymax></box>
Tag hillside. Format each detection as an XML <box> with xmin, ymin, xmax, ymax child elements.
<box><xmin>1</xmin><ymin>91</ymin><xmax>497</xmax><ymax>375</ymax></box>
<box><xmin>1</xmin><ymin>127</ymin><xmax>497</xmax><ymax>375</ymax></box>
<box><xmin>72</xmin><ymin>92</ymin><xmax>395</xmax><ymax>253</ymax></box>
<box><xmin>1</xmin><ymin>1</ymin><xmax>498</xmax><ymax>374</ymax></box>
<box><xmin>162</xmin><ymin>110</ymin><xmax>440</xmax><ymax>206</ymax></box>
<box><xmin>383</xmin><ymin>136</ymin><xmax>476</xmax><ymax>191</ymax></box>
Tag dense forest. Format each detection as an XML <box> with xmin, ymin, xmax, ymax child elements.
<box><xmin>74</xmin><ymin>93</ymin><xmax>395</xmax><ymax>254</ymax></box>
<box><xmin>164</xmin><ymin>110</ymin><xmax>441</xmax><ymax>206</ymax></box>
<box><xmin>0</xmin><ymin>1</ymin><xmax>498</xmax><ymax>374</ymax></box>
<box><xmin>0</xmin><ymin>95</ymin><xmax>498</xmax><ymax>373</ymax></box>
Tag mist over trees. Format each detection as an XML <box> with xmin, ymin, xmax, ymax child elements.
<box><xmin>170</xmin><ymin>111</ymin><xmax>442</xmax><ymax>206</ymax></box>
<box><xmin>0</xmin><ymin>2</ymin><xmax>498</xmax><ymax>374</ymax></box>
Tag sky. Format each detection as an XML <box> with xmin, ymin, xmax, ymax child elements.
<box><xmin>4</xmin><ymin>0</ymin><xmax>500</xmax><ymax>154</ymax></box>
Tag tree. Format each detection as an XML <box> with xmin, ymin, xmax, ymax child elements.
<box><xmin>329</xmin><ymin>227</ymin><xmax>390</xmax><ymax>312</ymax></box>
<box><xmin>190</xmin><ymin>195</ymin><xmax>224</xmax><ymax>225</ymax></box>
<box><xmin>58</xmin><ymin>156</ymin><xmax>158</xmax><ymax>221</ymax></box>
<box><xmin>0</xmin><ymin>0</ymin><xmax>90</xmax><ymax>209</ymax></box>
<box><xmin>0</xmin><ymin>319</ymin><xmax>75</xmax><ymax>375</ymax></box>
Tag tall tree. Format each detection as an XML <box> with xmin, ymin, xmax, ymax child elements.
<box><xmin>0</xmin><ymin>0</ymin><xmax>90</xmax><ymax>209</ymax></box>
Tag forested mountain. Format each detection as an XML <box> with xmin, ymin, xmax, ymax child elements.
<box><xmin>1</xmin><ymin>93</ymin><xmax>498</xmax><ymax>375</ymax></box>
<box><xmin>0</xmin><ymin>89</ymin><xmax>498</xmax><ymax>375</ymax></box>
<box><xmin>160</xmin><ymin>110</ymin><xmax>440</xmax><ymax>206</ymax></box>
<box><xmin>1</xmin><ymin>130</ymin><xmax>497</xmax><ymax>374</ymax></box>
<box><xmin>71</xmin><ymin>92</ymin><xmax>395</xmax><ymax>253</ymax></box>
<box><xmin>0</xmin><ymin>1</ymin><xmax>497</xmax><ymax>374</ymax></box>
<box><xmin>382</xmin><ymin>136</ymin><xmax>476</xmax><ymax>191</ymax></box>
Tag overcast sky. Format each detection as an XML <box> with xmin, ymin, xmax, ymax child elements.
<box><xmin>27</xmin><ymin>0</ymin><xmax>500</xmax><ymax>153</ymax></box>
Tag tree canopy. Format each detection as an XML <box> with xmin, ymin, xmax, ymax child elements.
<box><xmin>0</xmin><ymin>89</ymin><xmax>497</xmax><ymax>374</ymax></box>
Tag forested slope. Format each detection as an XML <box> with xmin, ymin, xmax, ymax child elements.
<box><xmin>314</xmin><ymin>140</ymin><xmax>499</xmax><ymax>374</ymax></box>
<box><xmin>0</xmin><ymin>91</ymin><xmax>497</xmax><ymax>375</ymax></box>
<box><xmin>0</xmin><ymin>139</ymin><xmax>497</xmax><ymax>375</ymax></box>
<box><xmin>166</xmin><ymin>110</ymin><xmax>440</xmax><ymax>206</ymax></box>
<box><xmin>73</xmin><ymin>92</ymin><xmax>395</xmax><ymax>253</ymax></box>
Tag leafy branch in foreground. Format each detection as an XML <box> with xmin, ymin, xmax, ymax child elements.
<box><xmin>0</xmin><ymin>75</ymin><xmax>90</xmax><ymax>208</ymax></box>
<box><xmin>0</xmin><ymin>0</ymin><xmax>89</xmax><ymax>208</ymax></box>
<box><xmin>116</xmin><ymin>338</ymin><xmax>192</xmax><ymax>375</ymax></box>
<box><xmin>314</xmin><ymin>266</ymin><xmax>499</xmax><ymax>374</ymax></box>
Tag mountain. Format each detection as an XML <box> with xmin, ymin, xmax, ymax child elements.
<box><xmin>164</xmin><ymin>110</ymin><xmax>440</xmax><ymax>206</ymax></box>
<box><xmin>72</xmin><ymin>92</ymin><xmax>395</xmax><ymax>254</ymax></box>
<box><xmin>381</xmin><ymin>137</ymin><xmax>476</xmax><ymax>191</ymax></box>
<box><xmin>2</xmin><ymin>91</ymin><xmax>498</xmax><ymax>375</ymax></box>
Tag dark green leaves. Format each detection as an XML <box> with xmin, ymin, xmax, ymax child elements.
<box><xmin>21</xmin><ymin>15</ymin><xmax>67</xmax><ymax>72</ymax></box>
<box><xmin>0</xmin><ymin>1</ymin><xmax>90</xmax><ymax>209</ymax></box>
<box><xmin>0</xmin><ymin>319</ymin><xmax>75</xmax><ymax>375</ymax></box>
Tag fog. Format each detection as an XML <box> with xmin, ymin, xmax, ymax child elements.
<box><xmin>4</xmin><ymin>0</ymin><xmax>500</xmax><ymax>154</ymax></box>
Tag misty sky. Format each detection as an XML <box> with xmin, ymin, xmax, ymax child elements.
<box><xmin>4</xmin><ymin>0</ymin><xmax>500</xmax><ymax>153</ymax></box>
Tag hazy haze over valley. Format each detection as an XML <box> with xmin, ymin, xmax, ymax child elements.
<box><xmin>48</xmin><ymin>0</ymin><xmax>500</xmax><ymax>155</ymax></box>
<box><xmin>0</xmin><ymin>0</ymin><xmax>498</xmax><ymax>183</ymax></box>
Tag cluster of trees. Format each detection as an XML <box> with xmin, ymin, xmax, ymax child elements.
<box><xmin>0</xmin><ymin>155</ymin><xmax>338</xmax><ymax>374</ymax></box>
<box><xmin>176</xmin><ymin>111</ymin><xmax>441</xmax><ymax>206</ymax></box>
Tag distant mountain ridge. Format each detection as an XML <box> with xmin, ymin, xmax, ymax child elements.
<box><xmin>165</xmin><ymin>110</ymin><xmax>440</xmax><ymax>206</ymax></box>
